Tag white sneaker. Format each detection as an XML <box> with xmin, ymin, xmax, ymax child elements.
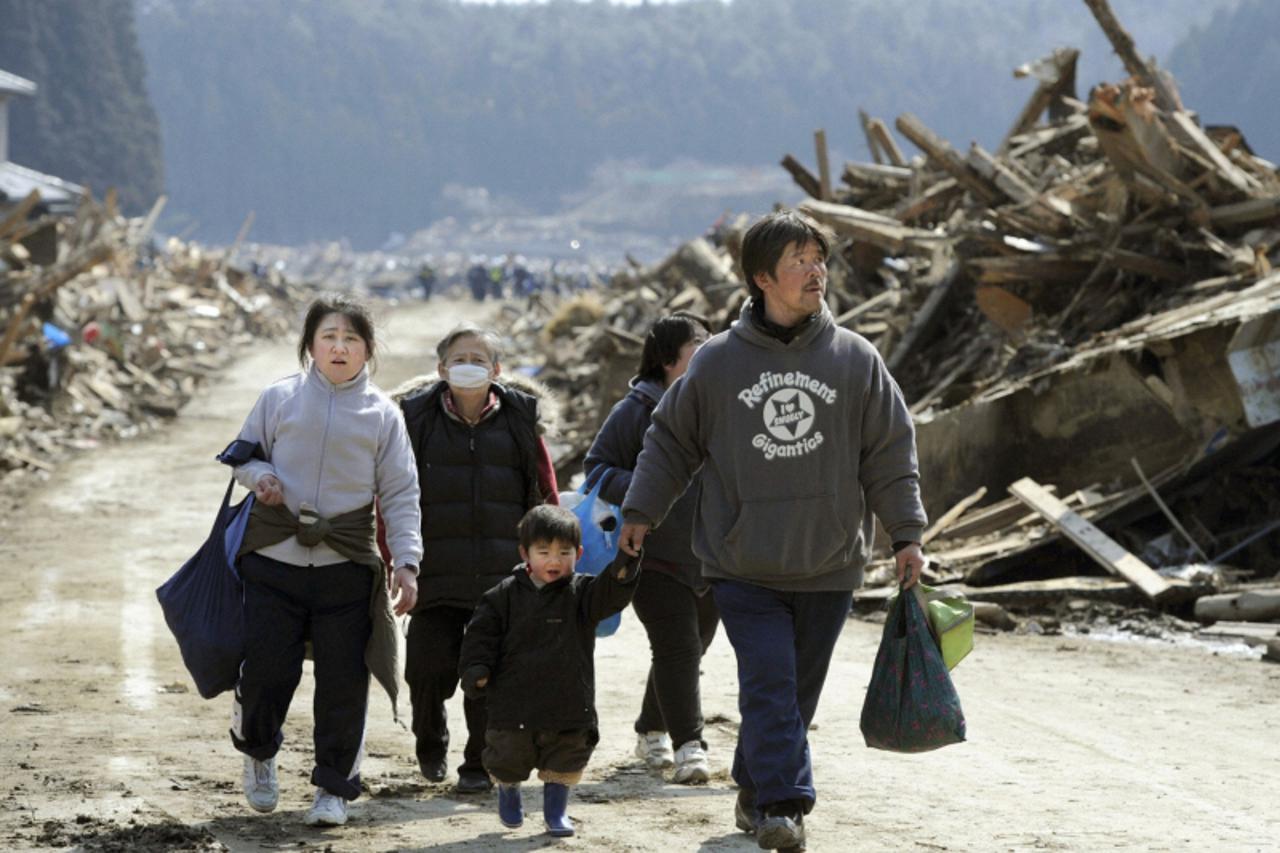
<box><xmin>304</xmin><ymin>788</ymin><xmax>348</xmax><ymax>827</ymax></box>
<box><xmin>635</xmin><ymin>731</ymin><xmax>674</xmax><ymax>769</ymax></box>
<box><xmin>672</xmin><ymin>740</ymin><xmax>710</xmax><ymax>784</ymax></box>
<box><xmin>242</xmin><ymin>756</ymin><xmax>278</xmax><ymax>813</ymax></box>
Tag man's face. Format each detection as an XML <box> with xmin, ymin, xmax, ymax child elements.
<box><xmin>520</xmin><ymin>538</ymin><xmax>582</xmax><ymax>585</ymax></box>
<box><xmin>755</xmin><ymin>239</ymin><xmax>827</xmax><ymax>326</ymax></box>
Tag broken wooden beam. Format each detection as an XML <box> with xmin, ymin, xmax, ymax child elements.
<box><xmin>1194</xmin><ymin>589</ymin><xmax>1280</xmax><ymax>623</ymax></box>
<box><xmin>1208</xmin><ymin>196</ymin><xmax>1280</xmax><ymax>229</ymax></box>
<box><xmin>1008</xmin><ymin>476</ymin><xmax>1175</xmax><ymax>602</ymax></box>
<box><xmin>780</xmin><ymin>154</ymin><xmax>822</xmax><ymax>200</ymax></box>
<box><xmin>894</xmin><ymin>113</ymin><xmax>1003</xmax><ymax>206</ymax></box>
<box><xmin>1167</xmin><ymin>111</ymin><xmax>1261</xmax><ymax>196</ymax></box>
<box><xmin>797</xmin><ymin>199</ymin><xmax>937</xmax><ymax>254</ymax></box>
<box><xmin>860</xmin><ymin>112</ymin><xmax>906</xmax><ymax>167</ymax></box>
<box><xmin>1000</xmin><ymin>48</ymin><xmax>1080</xmax><ymax>153</ymax></box>
<box><xmin>922</xmin><ymin>486</ymin><xmax>989</xmax><ymax>546</ymax></box>
<box><xmin>1082</xmin><ymin>0</ymin><xmax>1182</xmax><ymax>113</ymax></box>
<box><xmin>887</xmin><ymin>257</ymin><xmax>963</xmax><ymax>374</ymax></box>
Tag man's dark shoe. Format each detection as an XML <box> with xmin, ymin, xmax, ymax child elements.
<box><xmin>734</xmin><ymin>788</ymin><xmax>758</xmax><ymax>833</ymax></box>
<box><xmin>756</xmin><ymin>801</ymin><xmax>806</xmax><ymax>851</ymax></box>
<box><xmin>456</xmin><ymin>768</ymin><xmax>493</xmax><ymax>794</ymax></box>
<box><xmin>418</xmin><ymin>756</ymin><xmax>448</xmax><ymax>783</ymax></box>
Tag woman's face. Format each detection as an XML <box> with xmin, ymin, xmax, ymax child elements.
<box><xmin>438</xmin><ymin>334</ymin><xmax>499</xmax><ymax>391</ymax></box>
<box><xmin>664</xmin><ymin>330</ymin><xmax>709</xmax><ymax>386</ymax></box>
<box><xmin>309</xmin><ymin>312</ymin><xmax>368</xmax><ymax>385</ymax></box>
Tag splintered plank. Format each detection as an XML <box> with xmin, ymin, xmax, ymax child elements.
<box><xmin>1008</xmin><ymin>477</ymin><xmax>1174</xmax><ymax>602</ymax></box>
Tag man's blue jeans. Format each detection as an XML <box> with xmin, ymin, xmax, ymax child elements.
<box><xmin>711</xmin><ymin>578</ymin><xmax>852</xmax><ymax>813</ymax></box>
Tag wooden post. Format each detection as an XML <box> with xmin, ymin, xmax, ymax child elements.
<box><xmin>814</xmin><ymin>129</ymin><xmax>832</xmax><ymax>201</ymax></box>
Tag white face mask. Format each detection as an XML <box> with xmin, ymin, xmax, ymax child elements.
<box><xmin>447</xmin><ymin>363</ymin><xmax>491</xmax><ymax>389</ymax></box>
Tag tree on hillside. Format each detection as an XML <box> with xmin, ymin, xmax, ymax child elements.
<box><xmin>134</xmin><ymin>0</ymin><xmax>1242</xmax><ymax>246</ymax></box>
<box><xmin>0</xmin><ymin>0</ymin><xmax>164</xmax><ymax>214</ymax></box>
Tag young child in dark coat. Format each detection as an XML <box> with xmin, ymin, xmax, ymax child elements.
<box><xmin>459</xmin><ymin>505</ymin><xmax>640</xmax><ymax>837</ymax></box>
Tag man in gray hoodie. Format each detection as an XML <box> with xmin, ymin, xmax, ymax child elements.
<box><xmin>620</xmin><ymin>210</ymin><xmax>927</xmax><ymax>853</ymax></box>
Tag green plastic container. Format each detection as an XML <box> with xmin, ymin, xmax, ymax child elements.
<box><xmin>889</xmin><ymin>583</ymin><xmax>974</xmax><ymax>671</ymax></box>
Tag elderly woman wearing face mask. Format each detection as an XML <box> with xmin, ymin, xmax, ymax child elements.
<box><xmin>388</xmin><ymin>322</ymin><xmax>560</xmax><ymax>795</ymax></box>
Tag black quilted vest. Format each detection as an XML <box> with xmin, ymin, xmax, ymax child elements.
<box><xmin>401</xmin><ymin>383</ymin><xmax>543</xmax><ymax>610</ymax></box>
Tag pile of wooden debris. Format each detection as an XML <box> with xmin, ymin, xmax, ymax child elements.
<box><xmin>500</xmin><ymin>0</ymin><xmax>1280</xmax><ymax>659</ymax></box>
<box><xmin>0</xmin><ymin>190</ymin><xmax>308</xmax><ymax>487</ymax></box>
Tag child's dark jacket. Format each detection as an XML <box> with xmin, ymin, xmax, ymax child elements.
<box><xmin>459</xmin><ymin>556</ymin><xmax>639</xmax><ymax>732</ymax></box>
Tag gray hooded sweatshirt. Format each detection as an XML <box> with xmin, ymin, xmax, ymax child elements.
<box><xmin>622</xmin><ymin>300</ymin><xmax>926</xmax><ymax>592</ymax></box>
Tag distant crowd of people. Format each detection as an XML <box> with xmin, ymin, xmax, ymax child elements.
<box><xmin>413</xmin><ymin>254</ymin><xmax>609</xmax><ymax>303</ymax></box>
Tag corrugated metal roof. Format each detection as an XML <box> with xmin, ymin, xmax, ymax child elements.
<box><xmin>0</xmin><ymin>69</ymin><xmax>37</xmax><ymax>98</ymax></box>
<box><xmin>0</xmin><ymin>161</ymin><xmax>85</xmax><ymax>214</ymax></box>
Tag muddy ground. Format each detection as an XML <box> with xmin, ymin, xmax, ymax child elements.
<box><xmin>1</xmin><ymin>298</ymin><xmax>1277</xmax><ymax>853</ymax></box>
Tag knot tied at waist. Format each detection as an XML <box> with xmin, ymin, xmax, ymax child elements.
<box><xmin>239</xmin><ymin>500</ymin><xmax>378</xmax><ymax>563</ymax></box>
<box><xmin>295</xmin><ymin>515</ymin><xmax>332</xmax><ymax>547</ymax></box>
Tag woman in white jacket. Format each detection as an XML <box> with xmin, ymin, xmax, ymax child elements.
<box><xmin>229</xmin><ymin>294</ymin><xmax>423</xmax><ymax>827</ymax></box>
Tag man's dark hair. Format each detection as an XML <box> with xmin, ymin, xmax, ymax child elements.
<box><xmin>518</xmin><ymin>504</ymin><xmax>581</xmax><ymax>550</ymax></box>
<box><xmin>297</xmin><ymin>293</ymin><xmax>378</xmax><ymax>370</ymax></box>
<box><xmin>739</xmin><ymin>210</ymin><xmax>832</xmax><ymax>301</ymax></box>
<box><xmin>636</xmin><ymin>312</ymin><xmax>712</xmax><ymax>383</ymax></box>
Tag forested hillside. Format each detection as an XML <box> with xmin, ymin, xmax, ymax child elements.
<box><xmin>1169</xmin><ymin>0</ymin><xmax>1280</xmax><ymax>162</ymax></box>
<box><xmin>0</xmin><ymin>0</ymin><xmax>163</xmax><ymax>214</ymax></box>
<box><xmin>136</xmin><ymin>0</ymin><xmax>1241</xmax><ymax>246</ymax></box>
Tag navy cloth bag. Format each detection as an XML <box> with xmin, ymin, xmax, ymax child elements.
<box><xmin>859</xmin><ymin>582</ymin><xmax>967</xmax><ymax>753</ymax></box>
<box><xmin>155</xmin><ymin>440</ymin><xmax>261</xmax><ymax>699</ymax></box>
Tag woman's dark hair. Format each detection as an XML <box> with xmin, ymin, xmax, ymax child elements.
<box><xmin>636</xmin><ymin>312</ymin><xmax>713</xmax><ymax>383</ymax></box>
<box><xmin>297</xmin><ymin>293</ymin><xmax>378</xmax><ymax>370</ymax></box>
<box><xmin>739</xmin><ymin>210</ymin><xmax>832</xmax><ymax>301</ymax></box>
<box><xmin>518</xmin><ymin>504</ymin><xmax>582</xmax><ymax>550</ymax></box>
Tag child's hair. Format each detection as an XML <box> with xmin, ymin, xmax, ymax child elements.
<box><xmin>298</xmin><ymin>293</ymin><xmax>378</xmax><ymax>369</ymax></box>
<box><xmin>518</xmin><ymin>505</ymin><xmax>581</xmax><ymax>550</ymax></box>
<box><xmin>636</xmin><ymin>312</ymin><xmax>713</xmax><ymax>383</ymax></box>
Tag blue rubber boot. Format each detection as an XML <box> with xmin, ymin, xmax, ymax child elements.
<box><xmin>497</xmin><ymin>783</ymin><xmax>523</xmax><ymax>828</ymax></box>
<box><xmin>543</xmin><ymin>782</ymin><xmax>574</xmax><ymax>837</ymax></box>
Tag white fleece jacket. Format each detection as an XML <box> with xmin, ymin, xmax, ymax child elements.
<box><xmin>233</xmin><ymin>364</ymin><xmax>423</xmax><ymax>569</ymax></box>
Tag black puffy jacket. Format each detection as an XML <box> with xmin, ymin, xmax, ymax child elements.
<box><xmin>400</xmin><ymin>381</ymin><xmax>545</xmax><ymax>610</ymax></box>
<box><xmin>458</xmin><ymin>556</ymin><xmax>639</xmax><ymax>732</ymax></box>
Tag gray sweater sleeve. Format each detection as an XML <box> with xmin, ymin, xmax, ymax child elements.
<box><xmin>622</xmin><ymin>374</ymin><xmax>705</xmax><ymax>527</ymax></box>
<box><xmin>858</xmin><ymin>355</ymin><xmax>927</xmax><ymax>544</ymax></box>
<box><xmin>232</xmin><ymin>385</ymin><xmax>281</xmax><ymax>491</ymax></box>
<box><xmin>375</xmin><ymin>404</ymin><xmax>425</xmax><ymax>568</ymax></box>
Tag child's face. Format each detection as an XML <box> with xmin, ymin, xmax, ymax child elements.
<box><xmin>520</xmin><ymin>538</ymin><xmax>582</xmax><ymax>585</ymax></box>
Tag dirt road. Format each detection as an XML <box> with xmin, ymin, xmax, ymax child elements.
<box><xmin>1</xmin><ymin>299</ymin><xmax>1277</xmax><ymax>852</ymax></box>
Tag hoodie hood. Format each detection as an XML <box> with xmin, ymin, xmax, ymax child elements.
<box><xmin>627</xmin><ymin>376</ymin><xmax>666</xmax><ymax>408</ymax></box>
<box><xmin>731</xmin><ymin>298</ymin><xmax>833</xmax><ymax>352</ymax></box>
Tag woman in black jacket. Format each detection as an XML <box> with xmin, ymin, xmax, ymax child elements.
<box><xmin>583</xmin><ymin>312</ymin><xmax>716</xmax><ymax>783</ymax></box>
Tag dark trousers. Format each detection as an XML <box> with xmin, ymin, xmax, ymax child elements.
<box><xmin>631</xmin><ymin>568</ymin><xmax>719</xmax><ymax>747</ymax></box>
<box><xmin>711</xmin><ymin>578</ymin><xmax>852</xmax><ymax>814</ymax></box>
<box><xmin>483</xmin><ymin>728</ymin><xmax>597</xmax><ymax>784</ymax></box>
<box><xmin>405</xmin><ymin>605</ymin><xmax>487</xmax><ymax>775</ymax></box>
<box><xmin>231</xmin><ymin>553</ymin><xmax>372</xmax><ymax>801</ymax></box>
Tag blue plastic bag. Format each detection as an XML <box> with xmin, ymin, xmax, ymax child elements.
<box><xmin>561</xmin><ymin>478</ymin><xmax>623</xmax><ymax>637</ymax></box>
<box><xmin>155</xmin><ymin>440</ymin><xmax>260</xmax><ymax>698</ymax></box>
